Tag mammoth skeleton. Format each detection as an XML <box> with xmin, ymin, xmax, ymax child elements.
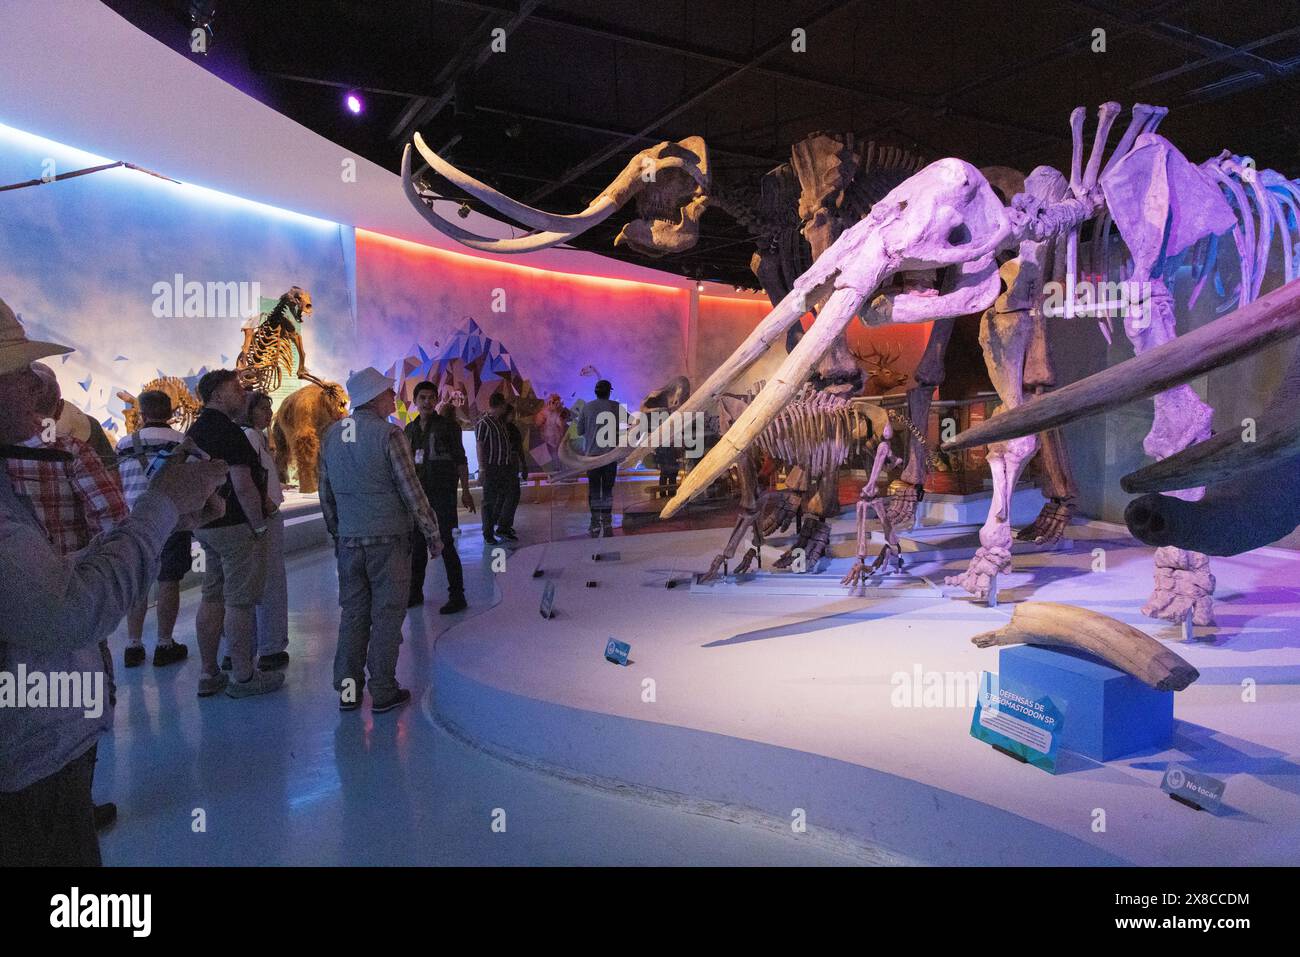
<box><xmin>402</xmin><ymin>133</ymin><xmax>709</xmax><ymax>256</ymax></box>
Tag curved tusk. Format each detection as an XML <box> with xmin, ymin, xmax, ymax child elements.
<box><xmin>661</xmin><ymin>284</ymin><xmax>868</xmax><ymax>518</ymax></box>
<box><xmin>413</xmin><ymin>133</ymin><xmax>619</xmax><ymax>235</ymax></box>
<box><xmin>971</xmin><ymin>601</ymin><xmax>1199</xmax><ymax>691</ymax></box>
<box><xmin>401</xmin><ymin>145</ymin><xmax>581</xmax><ymax>253</ymax></box>
<box><xmin>943</xmin><ymin>276</ymin><xmax>1300</xmax><ymax>451</ymax></box>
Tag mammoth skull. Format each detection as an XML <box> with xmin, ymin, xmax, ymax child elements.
<box><xmin>402</xmin><ymin>133</ymin><xmax>709</xmax><ymax>257</ymax></box>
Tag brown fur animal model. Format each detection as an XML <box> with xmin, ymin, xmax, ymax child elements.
<box><xmin>271</xmin><ymin>381</ymin><xmax>347</xmax><ymax>494</ymax></box>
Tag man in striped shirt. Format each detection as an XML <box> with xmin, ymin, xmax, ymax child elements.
<box><xmin>115</xmin><ymin>389</ymin><xmax>192</xmax><ymax>668</ymax></box>
<box><xmin>475</xmin><ymin>392</ymin><xmax>513</xmax><ymax>546</ymax></box>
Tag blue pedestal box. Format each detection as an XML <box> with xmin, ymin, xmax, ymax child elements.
<box><xmin>999</xmin><ymin>644</ymin><xmax>1173</xmax><ymax>761</ymax></box>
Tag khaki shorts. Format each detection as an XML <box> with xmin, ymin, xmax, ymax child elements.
<box><xmin>194</xmin><ymin>524</ymin><xmax>268</xmax><ymax>608</ymax></box>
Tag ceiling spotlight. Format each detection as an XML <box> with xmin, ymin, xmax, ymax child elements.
<box><xmin>344</xmin><ymin>91</ymin><xmax>364</xmax><ymax>115</ymax></box>
<box><xmin>457</xmin><ymin>202</ymin><xmax>471</xmax><ymax>219</ymax></box>
<box><xmin>696</xmin><ymin>281</ymin><xmax>705</xmax><ymax>292</ymax></box>
<box><xmin>504</xmin><ymin>120</ymin><xmax>523</xmax><ymax>139</ymax></box>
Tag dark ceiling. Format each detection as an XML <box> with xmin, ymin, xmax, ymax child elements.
<box><xmin>105</xmin><ymin>0</ymin><xmax>1300</xmax><ymax>287</ymax></box>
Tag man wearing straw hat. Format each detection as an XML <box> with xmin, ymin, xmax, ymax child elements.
<box><xmin>0</xmin><ymin>297</ymin><xmax>229</xmax><ymax>865</ymax></box>
<box><xmin>319</xmin><ymin>367</ymin><xmax>441</xmax><ymax>715</ymax></box>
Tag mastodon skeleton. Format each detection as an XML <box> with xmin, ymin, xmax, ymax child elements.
<box><xmin>644</xmin><ymin>102</ymin><xmax>1300</xmax><ymax>627</ymax></box>
<box><xmin>946</xmin><ymin>105</ymin><xmax>1300</xmax><ymax>624</ymax></box>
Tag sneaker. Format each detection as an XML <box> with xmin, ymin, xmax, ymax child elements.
<box><xmin>439</xmin><ymin>596</ymin><xmax>468</xmax><ymax>615</ymax></box>
<box><xmin>220</xmin><ymin>656</ymin><xmax>232</xmax><ymax>671</ymax></box>
<box><xmin>257</xmin><ymin>651</ymin><xmax>290</xmax><ymax>671</ymax></box>
<box><xmin>483</xmin><ymin>534</ymin><xmax>500</xmax><ymax>546</ymax></box>
<box><xmin>372</xmin><ymin>688</ymin><xmax>411</xmax><ymax>713</ymax></box>
<box><xmin>225</xmin><ymin>670</ymin><xmax>286</xmax><ymax>699</ymax></box>
<box><xmin>124</xmin><ymin>645</ymin><xmax>146</xmax><ymax>668</ymax></box>
<box><xmin>197</xmin><ymin>672</ymin><xmax>229</xmax><ymax>697</ymax></box>
<box><xmin>93</xmin><ymin>802</ymin><xmax>117</xmax><ymax>831</ymax></box>
<box><xmin>499</xmin><ymin>528</ymin><xmax>519</xmax><ymax>541</ymax></box>
<box><xmin>339</xmin><ymin>691</ymin><xmax>362</xmax><ymax>712</ymax></box>
<box><xmin>152</xmin><ymin>642</ymin><xmax>188</xmax><ymax>667</ymax></box>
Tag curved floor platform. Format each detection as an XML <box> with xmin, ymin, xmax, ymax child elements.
<box><xmin>431</xmin><ymin>519</ymin><xmax>1300</xmax><ymax>866</ymax></box>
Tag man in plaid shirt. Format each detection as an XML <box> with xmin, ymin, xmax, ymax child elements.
<box><xmin>5</xmin><ymin>363</ymin><xmax>127</xmax><ymax>552</ymax></box>
<box><xmin>3</xmin><ymin>362</ymin><xmax>128</xmax><ymax>835</ymax></box>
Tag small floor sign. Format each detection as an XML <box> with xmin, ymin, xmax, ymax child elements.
<box><xmin>971</xmin><ymin>671</ymin><xmax>1064</xmax><ymax>773</ymax></box>
<box><xmin>1161</xmin><ymin>763</ymin><xmax>1225</xmax><ymax>811</ymax></box>
<box><xmin>539</xmin><ymin>581</ymin><xmax>556</xmax><ymax>619</ymax></box>
<box><xmin>604</xmin><ymin>639</ymin><xmax>630</xmax><ymax>665</ymax></box>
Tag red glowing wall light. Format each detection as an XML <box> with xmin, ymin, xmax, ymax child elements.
<box><xmin>356</xmin><ymin>227</ymin><xmax>695</xmax><ymax>298</ymax></box>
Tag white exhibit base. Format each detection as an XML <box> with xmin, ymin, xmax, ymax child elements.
<box><xmin>430</xmin><ymin>518</ymin><xmax>1300</xmax><ymax>866</ymax></box>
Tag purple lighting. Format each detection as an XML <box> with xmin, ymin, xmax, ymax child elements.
<box><xmin>345</xmin><ymin>92</ymin><xmax>363</xmax><ymax>115</ymax></box>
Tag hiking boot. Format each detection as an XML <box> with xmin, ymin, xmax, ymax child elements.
<box><xmin>372</xmin><ymin>688</ymin><xmax>411</xmax><ymax>713</ymax></box>
<box><xmin>225</xmin><ymin>670</ymin><xmax>285</xmax><ymax>699</ymax></box>
<box><xmin>152</xmin><ymin>642</ymin><xmax>188</xmax><ymax>667</ymax></box>
<box><xmin>197</xmin><ymin>672</ymin><xmax>229</xmax><ymax>697</ymax></box>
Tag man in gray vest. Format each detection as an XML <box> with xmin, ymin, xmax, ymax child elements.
<box><xmin>318</xmin><ymin>367</ymin><xmax>441</xmax><ymax>714</ymax></box>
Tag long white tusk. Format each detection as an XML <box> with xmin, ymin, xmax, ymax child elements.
<box><xmin>401</xmin><ymin>146</ymin><xmax>581</xmax><ymax>253</ymax></box>
<box><xmin>551</xmin><ymin>277</ymin><xmax>833</xmax><ymax>479</ymax></box>
<box><xmin>972</xmin><ymin>601</ymin><xmax>1199</xmax><ymax>691</ymax></box>
<box><xmin>412</xmin><ymin>133</ymin><xmax>619</xmax><ymax>235</ymax></box>
<box><xmin>662</xmin><ymin>284</ymin><xmax>868</xmax><ymax>518</ymax></box>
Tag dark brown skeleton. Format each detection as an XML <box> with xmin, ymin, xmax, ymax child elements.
<box><xmin>236</xmin><ymin>286</ymin><xmax>323</xmax><ymax>393</ymax></box>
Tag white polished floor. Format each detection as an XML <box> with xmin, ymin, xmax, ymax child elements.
<box><xmin>95</xmin><ymin>498</ymin><xmax>862</xmax><ymax>866</ymax></box>
<box><xmin>97</xmin><ymin>485</ymin><xmax>1300</xmax><ymax>867</ymax></box>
